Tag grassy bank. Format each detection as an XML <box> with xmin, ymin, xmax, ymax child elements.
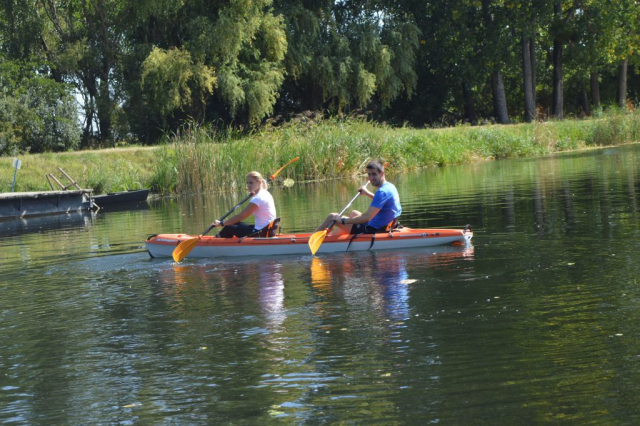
<box><xmin>2</xmin><ymin>110</ymin><xmax>639</xmax><ymax>194</ymax></box>
<box><xmin>0</xmin><ymin>147</ymin><xmax>158</xmax><ymax>194</ymax></box>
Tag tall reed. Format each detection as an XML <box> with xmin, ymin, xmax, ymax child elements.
<box><xmin>152</xmin><ymin>110</ymin><xmax>640</xmax><ymax>194</ymax></box>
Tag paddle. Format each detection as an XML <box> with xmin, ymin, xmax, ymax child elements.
<box><xmin>308</xmin><ymin>181</ymin><xmax>368</xmax><ymax>255</ymax></box>
<box><xmin>172</xmin><ymin>157</ymin><xmax>299</xmax><ymax>262</ymax></box>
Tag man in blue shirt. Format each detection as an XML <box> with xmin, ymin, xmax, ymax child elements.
<box><xmin>315</xmin><ymin>160</ymin><xmax>402</xmax><ymax>235</ymax></box>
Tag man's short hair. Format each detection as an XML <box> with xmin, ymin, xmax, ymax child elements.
<box><xmin>366</xmin><ymin>160</ymin><xmax>384</xmax><ymax>173</ymax></box>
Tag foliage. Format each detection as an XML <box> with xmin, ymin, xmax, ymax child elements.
<box><xmin>275</xmin><ymin>0</ymin><xmax>419</xmax><ymax>113</ymax></box>
<box><xmin>0</xmin><ymin>59</ymin><xmax>81</xmax><ymax>156</ymax></box>
<box><xmin>141</xmin><ymin>47</ymin><xmax>217</xmax><ymax>121</ymax></box>
<box><xmin>1</xmin><ymin>0</ymin><xmax>639</xmax><ymax>147</ymax></box>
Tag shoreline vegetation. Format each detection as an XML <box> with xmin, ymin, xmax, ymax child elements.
<box><xmin>2</xmin><ymin>110</ymin><xmax>640</xmax><ymax>195</ymax></box>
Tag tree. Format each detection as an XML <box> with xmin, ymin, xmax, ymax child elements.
<box><xmin>35</xmin><ymin>0</ymin><xmax>129</xmax><ymax>145</ymax></box>
<box><xmin>123</xmin><ymin>0</ymin><xmax>288</xmax><ymax>132</ymax></box>
<box><xmin>482</xmin><ymin>0</ymin><xmax>510</xmax><ymax>124</ymax></box>
<box><xmin>274</xmin><ymin>0</ymin><xmax>418</xmax><ymax>115</ymax></box>
<box><xmin>0</xmin><ymin>58</ymin><xmax>81</xmax><ymax>155</ymax></box>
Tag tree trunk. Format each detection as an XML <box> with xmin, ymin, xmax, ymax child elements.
<box><xmin>552</xmin><ymin>2</ymin><xmax>564</xmax><ymax>119</ymax></box>
<box><xmin>590</xmin><ymin>71</ymin><xmax>600</xmax><ymax>110</ymax></box>
<box><xmin>462</xmin><ymin>81</ymin><xmax>478</xmax><ymax>125</ymax></box>
<box><xmin>82</xmin><ymin>98</ymin><xmax>95</xmax><ymax>146</ymax></box>
<box><xmin>552</xmin><ymin>37</ymin><xmax>563</xmax><ymax>118</ymax></box>
<box><xmin>97</xmin><ymin>67</ymin><xmax>113</xmax><ymax>144</ymax></box>
<box><xmin>491</xmin><ymin>70</ymin><xmax>510</xmax><ymax>124</ymax></box>
<box><xmin>617</xmin><ymin>58</ymin><xmax>628</xmax><ymax>109</ymax></box>
<box><xmin>529</xmin><ymin>36</ymin><xmax>536</xmax><ymax>96</ymax></box>
<box><xmin>522</xmin><ymin>37</ymin><xmax>536</xmax><ymax>122</ymax></box>
<box><xmin>578</xmin><ymin>88</ymin><xmax>590</xmax><ymax>117</ymax></box>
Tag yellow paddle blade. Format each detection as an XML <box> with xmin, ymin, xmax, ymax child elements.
<box><xmin>308</xmin><ymin>229</ymin><xmax>328</xmax><ymax>255</ymax></box>
<box><xmin>172</xmin><ymin>236</ymin><xmax>201</xmax><ymax>262</ymax></box>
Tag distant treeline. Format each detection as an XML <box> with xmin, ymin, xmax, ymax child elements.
<box><xmin>1</xmin><ymin>1</ymin><xmax>639</xmax><ymax>156</ymax></box>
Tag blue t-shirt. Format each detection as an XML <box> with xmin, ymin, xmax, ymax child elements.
<box><xmin>367</xmin><ymin>182</ymin><xmax>402</xmax><ymax>229</ymax></box>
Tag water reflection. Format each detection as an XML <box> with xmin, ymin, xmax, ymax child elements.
<box><xmin>0</xmin><ymin>211</ymin><xmax>96</xmax><ymax>238</ymax></box>
<box><xmin>257</xmin><ymin>263</ymin><xmax>286</xmax><ymax>330</ymax></box>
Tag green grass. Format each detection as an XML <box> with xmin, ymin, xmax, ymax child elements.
<box><xmin>0</xmin><ymin>147</ymin><xmax>159</xmax><ymax>194</ymax></box>
<box><xmin>2</xmin><ymin>109</ymin><xmax>640</xmax><ymax>195</ymax></box>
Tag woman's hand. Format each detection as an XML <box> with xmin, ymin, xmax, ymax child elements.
<box><xmin>211</xmin><ymin>219</ymin><xmax>223</xmax><ymax>227</ymax></box>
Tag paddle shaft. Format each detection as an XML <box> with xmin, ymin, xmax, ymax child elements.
<box><xmin>325</xmin><ymin>181</ymin><xmax>368</xmax><ymax>233</ymax></box>
<box><xmin>196</xmin><ymin>192</ymin><xmax>253</xmax><ymax>237</ymax></box>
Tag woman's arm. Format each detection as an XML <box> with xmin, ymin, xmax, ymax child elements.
<box><xmin>212</xmin><ymin>202</ymin><xmax>259</xmax><ymax>227</ymax></box>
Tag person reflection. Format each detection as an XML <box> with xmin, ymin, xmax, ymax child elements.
<box><xmin>257</xmin><ymin>262</ymin><xmax>286</xmax><ymax>330</ymax></box>
<box><xmin>309</xmin><ymin>252</ymin><xmax>411</xmax><ymax>322</ymax></box>
<box><xmin>309</xmin><ymin>247</ymin><xmax>475</xmax><ymax>323</ymax></box>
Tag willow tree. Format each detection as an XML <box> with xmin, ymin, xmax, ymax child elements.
<box><xmin>129</xmin><ymin>0</ymin><xmax>287</xmax><ymax>132</ymax></box>
<box><xmin>275</xmin><ymin>0</ymin><xmax>418</xmax><ymax>114</ymax></box>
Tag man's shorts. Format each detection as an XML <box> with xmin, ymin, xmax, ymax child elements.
<box><xmin>350</xmin><ymin>223</ymin><xmax>386</xmax><ymax>235</ymax></box>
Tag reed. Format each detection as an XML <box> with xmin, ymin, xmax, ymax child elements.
<box><xmin>2</xmin><ymin>110</ymin><xmax>639</xmax><ymax>194</ymax></box>
<box><xmin>154</xmin><ymin>109</ymin><xmax>640</xmax><ymax>194</ymax></box>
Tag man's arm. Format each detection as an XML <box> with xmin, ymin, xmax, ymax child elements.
<box><xmin>345</xmin><ymin>205</ymin><xmax>380</xmax><ymax>224</ymax></box>
<box><xmin>359</xmin><ymin>184</ymin><xmax>374</xmax><ymax>200</ymax></box>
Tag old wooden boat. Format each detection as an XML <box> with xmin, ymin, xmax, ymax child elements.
<box><xmin>92</xmin><ymin>189</ymin><xmax>149</xmax><ymax>206</ymax></box>
<box><xmin>145</xmin><ymin>226</ymin><xmax>473</xmax><ymax>259</ymax></box>
<box><xmin>0</xmin><ymin>190</ymin><xmax>93</xmax><ymax>219</ymax></box>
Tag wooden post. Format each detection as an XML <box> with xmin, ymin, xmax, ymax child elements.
<box><xmin>46</xmin><ymin>173</ymin><xmax>66</xmax><ymax>190</ymax></box>
<box><xmin>58</xmin><ymin>167</ymin><xmax>83</xmax><ymax>190</ymax></box>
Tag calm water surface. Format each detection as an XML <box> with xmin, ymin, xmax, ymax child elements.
<box><xmin>2</xmin><ymin>145</ymin><xmax>640</xmax><ymax>424</ymax></box>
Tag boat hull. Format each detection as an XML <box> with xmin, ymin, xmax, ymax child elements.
<box><xmin>146</xmin><ymin>227</ymin><xmax>473</xmax><ymax>259</ymax></box>
<box><xmin>93</xmin><ymin>189</ymin><xmax>149</xmax><ymax>206</ymax></box>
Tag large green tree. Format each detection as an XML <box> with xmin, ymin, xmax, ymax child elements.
<box><xmin>0</xmin><ymin>57</ymin><xmax>80</xmax><ymax>155</ymax></box>
<box><xmin>33</xmin><ymin>0</ymin><xmax>132</xmax><ymax>145</ymax></box>
<box><xmin>2</xmin><ymin>0</ymin><xmax>640</xmax><ymax>148</ymax></box>
<box><xmin>124</xmin><ymin>0</ymin><xmax>288</xmax><ymax>136</ymax></box>
<box><xmin>274</xmin><ymin>0</ymin><xmax>418</xmax><ymax>115</ymax></box>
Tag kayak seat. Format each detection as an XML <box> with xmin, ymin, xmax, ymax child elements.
<box><xmin>385</xmin><ymin>218</ymin><xmax>403</xmax><ymax>232</ymax></box>
<box><xmin>260</xmin><ymin>217</ymin><xmax>280</xmax><ymax>237</ymax></box>
<box><xmin>257</xmin><ymin>217</ymin><xmax>280</xmax><ymax>237</ymax></box>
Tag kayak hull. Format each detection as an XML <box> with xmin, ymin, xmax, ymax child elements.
<box><xmin>146</xmin><ymin>227</ymin><xmax>473</xmax><ymax>259</ymax></box>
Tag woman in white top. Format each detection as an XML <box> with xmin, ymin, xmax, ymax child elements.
<box><xmin>211</xmin><ymin>171</ymin><xmax>277</xmax><ymax>238</ymax></box>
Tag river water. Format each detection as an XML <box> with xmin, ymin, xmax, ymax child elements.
<box><xmin>1</xmin><ymin>145</ymin><xmax>640</xmax><ymax>424</ymax></box>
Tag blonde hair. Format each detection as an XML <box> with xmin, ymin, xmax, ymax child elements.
<box><xmin>246</xmin><ymin>171</ymin><xmax>268</xmax><ymax>190</ymax></box>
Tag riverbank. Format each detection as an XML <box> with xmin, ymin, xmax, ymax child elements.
<box><xmin>2</xmin><ymin>110</ymin><xmax>639</xmax><ymax>194</ymax></box>
<box><xmin>0</xmin><ymin>147</ymin><xmax>159</xmax><ymax>194</ymax></box>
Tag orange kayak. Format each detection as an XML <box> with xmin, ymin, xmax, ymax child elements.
<box><xmin>146</xmin><ymin>226</ymin><xmax>473</xmax><ymax>259</ymax></box>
